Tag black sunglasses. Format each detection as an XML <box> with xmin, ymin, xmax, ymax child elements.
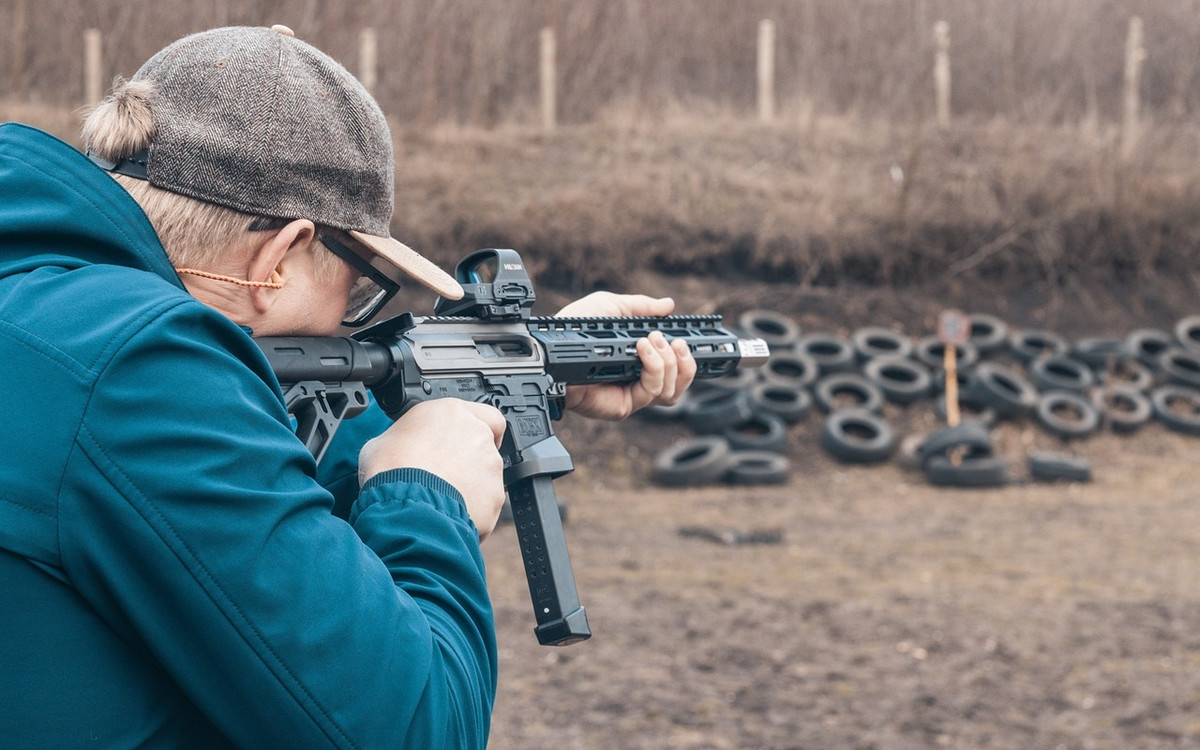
<box><xmin>318</xmin><ymin>233</ymin><xmax>401</xmax><ymax>327</ymax></box>
<box><xmin>247</xmin><ymin>217</ymin><xmax>399</xmax><ymax>326</ymax></box>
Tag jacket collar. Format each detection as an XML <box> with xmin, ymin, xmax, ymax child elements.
<box><xmin>0</xmin><ymin>122</ymin><xmax>184</xmax><ymax>290</ymax></box>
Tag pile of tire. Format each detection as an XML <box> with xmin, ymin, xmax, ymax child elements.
<box><xmin>644</xmin><ymin>310</ymin><xmax>804</xmax><ymax>487</ymax></box>
<box><xmin>643</xmin><ymin>309</ymin><xmax>1200</xmax><ymax>489</ymax></box>
<box><xmin>943</xmin><ymin>314</ymin><xmax>1200</xmax><ymax>442</ymax></box>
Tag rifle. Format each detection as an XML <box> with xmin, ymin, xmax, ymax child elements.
<box><xmin>256</xmin><ymin>248</ymin><xmax>769</xmax><ymax>646</ymax></box>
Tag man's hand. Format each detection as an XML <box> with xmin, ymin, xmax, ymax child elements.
<box><xmin>555</xmin><ymin>292</ymin><xmax>698</xmax><ymax>420</ymax></box>
<box><xmin>358</xmin><ymin>400</ymin><xmax>508</xmax><ymax>541</ymax></box>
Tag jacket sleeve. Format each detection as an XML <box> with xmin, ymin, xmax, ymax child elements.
<box><xmin>57</xmin><ymin>303</ymin><xmax>497</xmax><ymax>749</ymax></box>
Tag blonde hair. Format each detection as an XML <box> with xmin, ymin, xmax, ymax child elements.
<box><xmin>81</xmin><ymin>77</ymin><xmax>340</xmax><ymax>279</ymax></box>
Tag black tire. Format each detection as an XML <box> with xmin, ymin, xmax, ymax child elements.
<box><xmin>1035</xmin><ymin>391</ymin><xmax>1101</xmax><ymax>439</ymax></box>
<box><xmin>702</xmin><ymin>367</ymin><xmax>761</xmax><ymax>392</ymax></box>
<box><xmin>761</xmin><ymin>352</ymin><xmax>820</xmax><ymax>390</ymax></box>
<box><xmin>796</xmin><ymin>333</ymin><xmax>858</xmax><ymax>375</ymax></box>
<box><xmin>851</xmin><ymin>326</ymin><xmax>913</xmax><ymax>361</ymax></box>
<box><xmin>1159</xmin><ymin>347</ymin><xmax>1200</xmax><ymax>390</ymax></box>
<box><xmin>1072</xmin><ymin>337</ymin><xmax>1126</xmax><ymax>370</ymax></box>
<box><xmin>1028</xmin><ymin>355</ymin><xmax>1095</xmax><ymax>394</ymax></box>
<box><xmin>747</xmin><ymin>380</ymin><xmax>812</xmax><ymax>424</ymax></box>
<box><xmin>933</xmin><ymin>394</ymin><xmax>998</xmax><ymax>427</ymax></box>
<box><xmin>1150</xmin><ymin>384</ymin><xmax>1200</xmax><ymax>436</ymax></box>
<box><xmin>971</xmin><ymin>362</ymin><xmax>1039</xmax><ymax>419</ymax></box>
<box><xmin>1174</xmin><ymin>314</ymin><xmax>1200</xmax><ymax>354</ymax></box>
<box><xmin>1125</xmin><ymin>328</ymin><xmax>1173</xmax><ymax>370</ymax></box>
<box><xmin>1092</xmin><ymin>385</ymin><xmax>1152</xmax><ymax>434</ymax></box>
<box><xmin>934</xmin><ymin>364</ymin><xmax>979</xmax><ymax>394</ymax></box>
<box><xmin>917</xmin><ymin>420</ymin><xmax>993</xmax><ymax>467</ymax></box>
<box><xmin>813</xmin><ymin>373</ymin><xmax>885</xmax><ymax>414</ymax></box>
<box><xmin>863</xmin><ymin>356</ymin><xmax>932</xmax><ymax>405</ymax></box>
<box><xmin>968</xmin><ymin>313</ymin><xmax>1010</xmax><ymax>356</ymax></box>
<box><xmin>684</xmin><ymin>387</ymin><xmax>757</xmax><ymax>434</ymax></box>
<box><xmin>638</xmin><ymin>390</ymin><xmax>692</xmax><ymax>421</ymax></box>
<box><xmin>819</xmin><ymin>409</ymin><xmax>896</xmax><ymax>464</ymax></box>
<box><xmin>1008</xmin><ymin>328</ymin><xmax>1068</xmax><ymax>364</ymax></box>
<box><xmin>651</xmin><ymin>436</ymin><xmax>735</xmax><ymax>487</ymax></box>
<box><xmin>924</xmin><ymin>455</ymin><xmax>1010</xmax><ymax>487</ymax></box>
<box><xmin>914</xmin><ymin>336</ymin><xmax>979</xmax><ymax>371</ymax></box>
<box><xmin>737</xmin><ymin>309</ymin><xmax>801</xmax><ymax>351</ymax></box>
<box><xmin>1027</xmin><ymin>451</ymin><xmax>1093</xmax><ymax>483</ymax></box>
<box><xmin>722</xmin><ymin>411</ymin><xmax>788</xmax><ymax>453</ymax></box>
<box><xmin>1098</xmin><ymin>356</ymin><xmax>1155</xmax><ymax>392</ymax></box>
<box><xmin>724</xmin><ymin>451</ymin><xmax>790</xmax><ymax>485</ymax></box>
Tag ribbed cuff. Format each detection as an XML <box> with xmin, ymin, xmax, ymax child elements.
<box><xmin>360</xmin><ymin>467</ymin><xmax>464</xmax><ymax>502</ymax></box>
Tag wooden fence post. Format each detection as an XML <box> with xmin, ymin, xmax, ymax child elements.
<box><xmin>84</xmin><ymin>29</ymin><xmax>103</xmax><ymax>105</ymax></box>
<box><xmin>540</xmin><ymin>27</ymin><xmax>556</xmax><ymax>131</ymax></box>
<box><xmin>757</xmin><ymin>19</ymin><xmax>776</xmax><ymax>123</ymax></box>
<box><xmin>1122</xmin><ymin>16</ymin><xmax>1145</xmax><ymax>158</ymax></box>
<box><xmin>10</xmin><ymin>0</ymin><xmax>28</xmax><ymax>96</ymax></box>
<box><xmin>934</xmin><ymin>21</ymin><xmax>951</xmax><ymax>129</ymax></box>
<box><xmin>359</xmin><ymin>28</ymin><xmax>378</xmax><ymax>95</ymax></box>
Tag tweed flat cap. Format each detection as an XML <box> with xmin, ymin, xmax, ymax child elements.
<box><xmin>127</xmin><ymin>25</ymin><xmax>462</xmax><ymax>300</ymax></box>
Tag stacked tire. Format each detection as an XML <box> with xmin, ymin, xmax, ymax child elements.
<box><xmin>650</xmin><ymin>310</ymin><xmax>802</xmax><ymax>487</ymax></box>
<box><xmin>643</xmin><ymin>308</ymin><xmax>1200</xmax><ymax>488</ymax></box>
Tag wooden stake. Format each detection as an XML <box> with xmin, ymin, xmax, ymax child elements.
<box><xmin>84</xmin><ymin>29</ymin><xmax>102</xmax><ymax>105</ymax></box>
<box><xmin>1122</xmin><ymin>16</ymin><xmax>1145</xmax><ymax>159</ymax></box>
<box><xmin>757</xmin><ymin>19</ymin><xmax>776</xmax><ymax>123</ymax></box>
<box><xmin>944</xmin><ymin>346</ymin><xmax>960</xmax><ymax>427</ymax></box>
<box><xmin>938</xmin><ymin>310</ymin><xmax>970</xmax><ymax>427</ymax></box>
<box><xmin>540</xmin><ymin>27</ymin><xmax>557</xmax><ymax>131</ymax></box>
<box><xmin>10</xmin><ymin>0</ymin><xmax>27</xmax><ymax>95</ymax></box>
<box><xmin>934</xmin><ymin>21</ymin><xmax>951</xmax><ymax>130</ymax></box>
<box><xmin>359</xmin><ymin>28</ymin><xmax>378</xmax><ymax>95</ymax></box>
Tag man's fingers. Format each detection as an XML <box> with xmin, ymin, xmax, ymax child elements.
<box><xmin>622</xmin><ymin>294</ymin><xmax>675</xmax><ymax>317</ymax></box>
<box><xmin>554</xmin><ymin>292</ymin><xmax>676</xmax><ymax>319</ymax></box>
<box><xmin>461</xmin><ymin>401</ymin><xmax>508</xmax><ymax>448</ymax></box>
<box><xmin>633</xmin><ymin>333</ymin><xmax>667</xmax><ymax>409</ymax></box>
<box><xmin>668</xmin><ymin>338</ymin><xmax>698</xmax><ymax>403</ymax></box>
<box><xmin>651</xmin><ymin>331</ymin><xmax>680</xmax><ymax>402</ymax></box>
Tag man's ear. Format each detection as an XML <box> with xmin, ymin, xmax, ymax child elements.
<box><xmin>246</xmin><ymin>219</ymin><xmax>315</xmax><ymax>314</ymax></box>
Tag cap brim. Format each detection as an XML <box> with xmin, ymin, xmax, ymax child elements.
<box><xmin>349</xmin><ymin>231</ymin><xmax>464</xmax><ymax>300</ymax></box>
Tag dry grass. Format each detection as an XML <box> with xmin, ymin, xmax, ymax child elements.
<box><xmin>386</xmin><ymin>112</ymin><xmax>1200</xmax><ymax>305</ymax></box>
<box><xmin>10</xmin><ymin>91</ymin><xmax>1200</xmax><ymax>334</ymax></box>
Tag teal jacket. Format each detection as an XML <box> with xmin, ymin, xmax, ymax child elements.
<box><xmin>0</xmin><ymin>123</ymin><xmax>496</xmax><ymax>749</ymax></box>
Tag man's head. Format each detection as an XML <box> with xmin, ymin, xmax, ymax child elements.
<box><xmin>81</xmin><ymin>25</ymin><xmax>462</xmax><ymax>334</ymax></box>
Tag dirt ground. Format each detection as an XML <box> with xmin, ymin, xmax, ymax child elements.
<box><xmin>481</xmin><ymin>273</ymin><xmax>1200</xmax><ymax>750</ymax></box>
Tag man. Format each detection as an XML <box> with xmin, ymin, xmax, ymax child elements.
<box><xmin>0</xmin><ymin>25</ymin><xmax>695</xmax><ymax>749</ymax></box>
